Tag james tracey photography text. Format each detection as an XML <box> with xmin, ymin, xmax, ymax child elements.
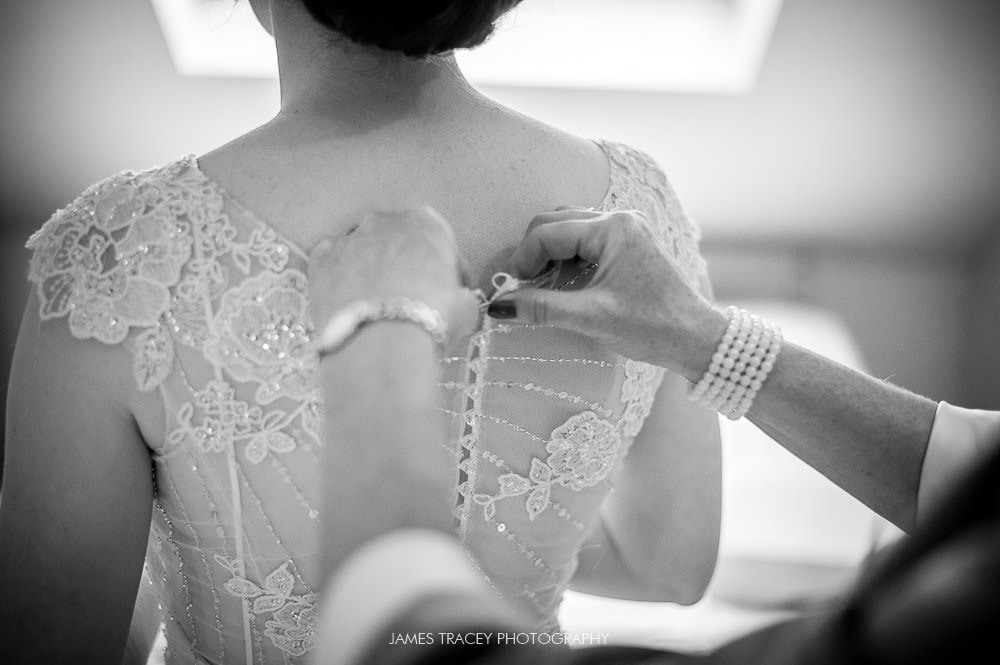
<box><xmin>388</xmin><ymin>632</ymin><xmax>611</xmax><ymax>646</ymax></box>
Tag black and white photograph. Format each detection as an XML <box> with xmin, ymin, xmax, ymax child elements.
<box><xmin>1</xmin><ymin>1</ymin><xmax>999</xmax><ymax>664</ymax></box>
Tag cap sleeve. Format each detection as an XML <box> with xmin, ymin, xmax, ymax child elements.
<box><xmin>597</xmin><ymin>140</ymin><xmax>708</xmax><ymax>285</ymax></box>
<box><xmin>26</xmin><ymin>168</ymin><xmax>194</xmax><ymax>390</ymax></box>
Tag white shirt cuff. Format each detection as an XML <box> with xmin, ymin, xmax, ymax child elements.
<box><xmin>918</xmin><ymin>401</ymin><xmax>1000</xmax><ymax>522</ymax></box>
<box><xmin>311</xmin><ymin>529</ymin><xmax>497</xmax><ymax>665</ymax></box>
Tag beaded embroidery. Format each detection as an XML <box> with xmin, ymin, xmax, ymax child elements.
<box><xmin>166</xmin><ymin>379</ymin><xmax>317</xmax><ymax>463</ymax></box>
<box><xmin>204</xmin><ymin>270</ymin><xmax>317</xmax><ymax>405</ymax></box>
<box><xmin>472</xmin><ymin>411</ymin><xmax>621</xmax><ymax>521</ymax></box>
<box><xmin>25</xmin><ymin>140</ymin><xmax>707</xmax><ymax>660</ymax></box>
<box><xmin>217</xmin><ymin>558</ymin><xmax>318</xmax><ymax>658</ymax></box>
<box><xmin>27</xmin><ymin>174</ymin><xmax>193</xmax><ymax>349</ymax></box>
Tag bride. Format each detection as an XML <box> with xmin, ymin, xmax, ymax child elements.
<box><xmin>0</xmin><ymin>1</ymin><xmax>722</xmax><ymax>663</ymax></box>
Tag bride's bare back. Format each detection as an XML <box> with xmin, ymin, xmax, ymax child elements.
<box><xmin>199</xmin><ymin>89</ymin><xmax>610</xmax><ymax>292</ymax></box>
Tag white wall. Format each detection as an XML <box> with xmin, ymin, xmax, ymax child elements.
<box><xmin>966</xmin><ymin>230</ymin><xmax>1000</xmax><ymax>409</ymax></box>
<box><xmin>703</xmin><ymin>243</ymin><xmax>970</xmax><ymax>404</ymax></box>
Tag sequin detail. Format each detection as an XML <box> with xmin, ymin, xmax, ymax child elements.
<box><xmin>204</xmin><ymin>270</ymin><xmax>316</xmax><ymax>405</ymax></box>
<box><xmin>473</xmin><ymin>412</ymin><xmax>621</xmax><ymax>521</ymax></box>
<box><xmin>218</xmin><ymin>558</ymin><xmax>318</xmax><ymax>657</ymax></box>
<box><xmin>27</xmin><ymin>175</ymin><xmax>192</xmax><ymax>351</ymax></box>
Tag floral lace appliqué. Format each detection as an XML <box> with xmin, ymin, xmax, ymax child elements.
<box><xmin>167</xmin><ymin>379</ymin><xmax>315</xmax><ymax>462</ymax></box>
<box><xmin>27</xmin><ymin>156</ymin><xmax>304</xmax><ymax>400</ymax></box>
<box><xmin>204</xmin><ymin>270</ymin><xmax>317</xmax><ymax>405</ymax></box>
<box><xmin>598</xmin><ymin>140</ymin><xmax>707</xmax><ymax>282</ymax></box>
<box><xmin>134</xmin><ymin>323</ymin><xmax>176</xmax><ymax>392</ymax></box>
<box><xmin>217</xmin><ymin>557</ymin><xmax>318</xmax><ymax>657</ymax></box>
<box><xmin>27</xmin><ymin>176</ymin><xmax>193</xmax><ymax>347</ymax></box>
<box><xmin>474</xmin><ymin>411</ymin><xmax>621</xmax><ymax>521</ymax></box>
<box><xmin>620</xmin><ymin>359</ymin><xmax>661</xmax><ymax>438</ymax></box>
<box><xmin>468</xmin><ymin>359</ymin><xmax>661</xmax><ymax>524</ymax></box>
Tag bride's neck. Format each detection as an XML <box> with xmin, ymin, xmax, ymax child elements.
<box><xmin>269</xmin><ymin>8</ymin><xmax>483</xmax><ymax>128</ymax></box>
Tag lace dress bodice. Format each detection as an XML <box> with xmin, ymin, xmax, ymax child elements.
<box><xmin>26</xmin><ymin>140</ymin><xmax>707</xmax><ymax>665</ymax></box>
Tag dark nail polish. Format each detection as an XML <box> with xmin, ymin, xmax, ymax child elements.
<box><xmin>487</xmin><ymin>299</ymin><xmax>516</xmax><ymax>319</ymax></box>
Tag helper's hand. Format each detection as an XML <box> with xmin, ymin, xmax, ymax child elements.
<box><xmin>489</xmin><ymin>207</ymin><xmax>727</xmax><ymax>380</ymax></box>
<box><xmin>308</xmin><ymin>207</ymin><xmax>480</xmax><ymax>346</ymax></box>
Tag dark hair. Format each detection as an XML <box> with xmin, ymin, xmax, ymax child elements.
<box><xmin>298</xmin><ymin>0</ymin><xmax>523</xmax><ymax>58</ymax></box>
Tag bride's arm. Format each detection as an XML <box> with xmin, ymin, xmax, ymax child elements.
<box><xmin>0</xmin><ymin>294</ymin><xmax>153</xmax><ymax>665</ymax></box>
<box><xmin>494</xmin><ymin>208</ymin><xmax>723</xmax><ymax>602</ymax></box>
<box><xmin>570</xmin><ymin>270</ymin><xmax>722</xmax><ymax>603</ymax></box>
<box><xmin>571</xmin><ymin>374</ymin><xmax>722</xmax><ymax>603</ymax></box>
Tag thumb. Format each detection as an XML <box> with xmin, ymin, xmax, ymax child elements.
<box><xmin>449</xmin><ymin>288</ymin><xmax>482</xmax><ymax>343</ymax></box>
<box><xmin>486</xmin><ymin>288</ymin><xmax>590</xmax><ymax>330</ymax></box>
<box><xmin>308</xmin><ymin>237</ymin><xmax>339</xmax><ymax>278</ymax></box>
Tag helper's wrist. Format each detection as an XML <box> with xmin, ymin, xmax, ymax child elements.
<box><xmin>314</xmin><ymin>297</ymin><xmax>447</xmax><ymax>360</ymax></box>
<box><xmin>674</xmin><ymin>304</ymin><xmax>730</xmax><ymax>384</ymax></box>
<box><xmin>686</xmin><ymin>306</ymin><xmax>784</xmax><ymax>420</ymax></box>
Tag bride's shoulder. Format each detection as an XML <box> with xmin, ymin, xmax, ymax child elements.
<box><xmin>25</xmin><ymin>157</ymin><xmax>197</xmax><ymax>352</ymax></box>
<box><xmin>27</xmin><ymin>157</ymin><xmax>200</xmax><ymax>254</ymax></box>
<box><xmin>515</xmin><ymin>123</ymin><xmax>679</xmax><ymax>209</ymax></box>
<box><xmin>590</xmin><ymin>140</ymin><xmax>688</xmax><ymax>205</ymax></box>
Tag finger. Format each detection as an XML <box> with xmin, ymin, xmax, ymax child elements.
<box><xmin>485</xmin><ymin>288</ymin><xmax>591</xmax><ymax>330</ymax></box>
<box><xmin>412</xmin><ymin>205</ymin><xmax>459</xmax><ymax>245</ymax></box>
<box><xmin>503</xmin><ymin>218</ymin><xmax>612</xmax><ymax>278</ymax></box>
<box><xmin>525</xmin><ymin>208</ymin><xmax>604</xmax><ymax>235</ymax></box>
<box><xmin>307</xmin><ymin>235</ymin><xmax>349</xmax><ymax>281</ymax></box>
<box><xmin>356</xmin><ymin>207</ymin><xmax>465</xmax><ymax>278</ymax></box>
<box><xmin>399</xmin><ymin>206</ymin><xmax>467</xmax><ymax>282</ymax></box>
<box><xmin>449</xmin><ymin>288</ymin><xmax>482</xmax><ymax>342</ymax></box>
<box><xmin>357</xmin><ymin>206</ymin><xmax>457</xmax><ymax>246</ymax></box>
<box><xmin>456</xmin><ymin>253</ymin><xmax>474</xmax><ymax>290</ymax></box>
<box><xmin>309</xmin><ymin>237</ymin><xmax>335</xmax><ymax>263</ymax></box>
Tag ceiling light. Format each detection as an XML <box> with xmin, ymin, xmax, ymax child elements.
<box><xmin>151</xmin><ymin>0</ymin><xmax>783</xmax><ymax>93</ymax></box>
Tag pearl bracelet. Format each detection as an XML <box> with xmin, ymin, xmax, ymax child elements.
<box><xmin>315</xmin><ymin>298</ymin><xmax>448</xmax><ymax>360</ymax></box>
<box><xmin>688</xmin><ymin>306</ymin><xmax>782</xmax><ymax>420</ymax></box>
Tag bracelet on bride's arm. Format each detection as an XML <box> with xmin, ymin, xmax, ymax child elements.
<box><xmin>315</xmin><ymin>297</ymin><xmax>448</xmax><ymax>360</ymax></box>
<box><xmin>687</xmin><ymin>306</ymin><xmax>783</xmax><ymax>420</ymax></box>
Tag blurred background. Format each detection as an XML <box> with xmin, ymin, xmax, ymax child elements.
<box><xmin>2</xmin><ymin>0</ymin><xmax>999</xmax><ymax>655</ymax></box>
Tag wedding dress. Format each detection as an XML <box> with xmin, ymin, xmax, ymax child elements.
<box><xmin>26</xmin><ymin>140</ymin><xmax>708</xmax><ymax>665</ymax></box>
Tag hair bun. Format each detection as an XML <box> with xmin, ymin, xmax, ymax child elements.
<box><xmin>299</xmin><ymin>0</ymin><xmax>522</xmax><ymax>58</ymax></box>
